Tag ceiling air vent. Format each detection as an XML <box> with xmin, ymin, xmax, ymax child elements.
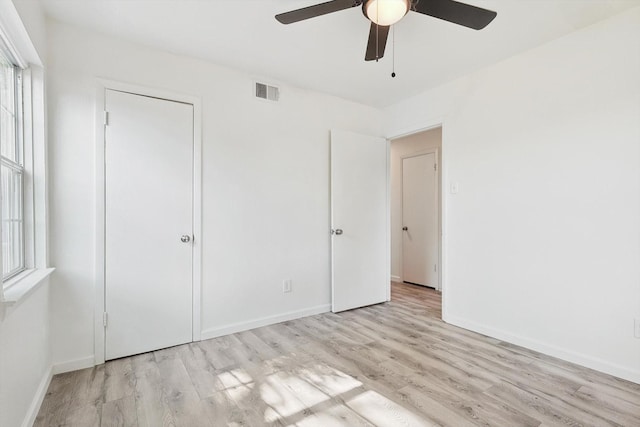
<box><xmin>255</xmin><ymin>82</ymin><xmax>279</xmax><ymax>102</ymax></box>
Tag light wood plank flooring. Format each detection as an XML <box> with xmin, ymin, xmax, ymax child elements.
<box><xmin>35</xmin><ymin>283</ymin><xmax>640</xmax><ymax>426</ymax></box>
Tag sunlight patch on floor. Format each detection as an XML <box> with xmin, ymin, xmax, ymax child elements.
<box><xmin>299</xmin><ymin>364</ymin><xmax>363</xmax><ymax>395</ymax></box>
<box><xmin>348</xmin><ymin>390</ymin><xmax>436</xmax><ymax>427</ymax></box>
<box><xmin>233</xmin><ymin>362</ymin><xmax>431</xmax><ymax>426</ymax></box>
<box><xmin>261</xmin><ymin>370</ymin><xmax>329</xmax><ymax>422</ymax></box>
<box><xmin>216</xmin><ymin>368</ymin><xmax>253</xmax><ymax>389</ymax></box>
<box><xmin>215</xmin><ymin>368</ymin><xmax>256</xmax><ymax>402</ymax></box>
<box><xmin>209</xmin><ymin>354</ymin><xmax>428</xmax><ymax>425</ymax></box>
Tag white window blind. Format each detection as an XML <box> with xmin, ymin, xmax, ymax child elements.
<box><xmin>0</xmin><ymin>50</ymin><xmax>24</xmax><ymax>280</ymax></box>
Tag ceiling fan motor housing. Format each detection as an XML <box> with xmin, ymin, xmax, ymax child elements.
<box><xmin>362</xmin><ymin>0</ymin><xmax>411</xmax><ymax>26</ymax></box>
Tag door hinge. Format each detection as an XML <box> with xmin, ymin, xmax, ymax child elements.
<box><xmin>104</xmin><ymin>111</ymin><xmax>109</xmax><ymax>126</ymax></box>
<box><xmin>434</xmin><ymin>264</ymin><xmax>437</xmax><ymax>272</ymax></box>
<box><xmin>103</xmin><ymin>312</ymin><xmax>108</xmax><ymax>327</ymax></box>
<box><xmin>434</xmin><ymin>163</ymin><xmax>437</xmax><ymax>172</ymax></box>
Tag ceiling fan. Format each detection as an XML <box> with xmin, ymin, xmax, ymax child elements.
<box><xmin>275</xmin><ymin>0</ymin><xmax>497</xmax><ymax>61</ymax></box>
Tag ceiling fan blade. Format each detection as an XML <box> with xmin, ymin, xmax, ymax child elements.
<box><xmin>276</xmin><ymin>0</ymin><xmax>361</xmax><ymax>24</ymax></box>
<box><xmin>413</xmin><ymin>0</ymin><xmax>497</xmax><ymax>30</ymax></box>
<box><xmin>365</xmin><ymin>23</ymin><xmax>390</xmax><ymax>61</ymax></box>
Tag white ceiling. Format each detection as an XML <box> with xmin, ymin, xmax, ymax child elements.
<box><xmin>40</xmin><ymin>0</ymin><xmax>640</xmax><ymax>107</ymax></box>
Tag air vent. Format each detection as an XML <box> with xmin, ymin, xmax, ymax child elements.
<box><xmin>255</xmin><ymin>82</ymin><xmax>279</xmax><ymax>102</ymax></box>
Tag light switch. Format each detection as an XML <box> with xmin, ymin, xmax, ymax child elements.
<box><xmin>451</xmin><ymin>183</ymin><xmax>459</xmax><ymax>194</ymax></box>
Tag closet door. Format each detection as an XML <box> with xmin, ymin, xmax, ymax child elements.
<box><xmin>105</xmin><ymin>89</ymin><xmax>193</xmax><ymax>360</ymax></box>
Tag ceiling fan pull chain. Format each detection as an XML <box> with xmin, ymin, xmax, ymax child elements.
<box><xmin>376</xmin><ymin>0</ymin><xmax>380</xmax><ymax>61</ymax></box>
<box><xmin>391</xmin><ymin>24</ymin><xmax>396</xmax><ymax>78</ymax></box>
<box><xmin>376</xmin><ymin>24</ymin><xmax>379</xmax><ymax>61</ymax></box>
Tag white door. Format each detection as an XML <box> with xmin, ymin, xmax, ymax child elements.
<box><xmin>402</xmin><ymin>153</ymin><xmax>438</xmax><ymax>287</ymax></box>
<box><xmin>331</xmin><ymin>130</ymin><xmax>388</xmax><ymax>313</ymax></box>
<box><xmin>105</xmin><ymin>89</ymin><xmax>194</xmax><ymax>360</ymax></box>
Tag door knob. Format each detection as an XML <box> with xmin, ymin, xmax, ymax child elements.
<box><xmin>181</xmin><ymin>235</ymin><xmax>191</xmax><ymax>243</ymax></box>
<box><xmin>332</xmin><ymin>229</ymin><xmax>344</xmax><ymax>235</ymax></box>
<box><xmin>402</xmin><ymin>227</ymin><xmax>408</xmax><ymax>231</ymax></box>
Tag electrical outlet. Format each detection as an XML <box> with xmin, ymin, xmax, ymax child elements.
<box><xmin>635</xmin><ymin>318</ymin><xmax>640</xmax><ymax>339</ymax></box>
<box><xmin>283</xmin><ymin>279</ymin><xmax>292</xmax><ymax>293</ymax></box>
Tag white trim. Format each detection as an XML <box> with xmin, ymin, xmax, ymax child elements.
<box><xmin>94</xmin><ymin>79</ymin><xmax>203</xmax><ymax>365</ymax></box>
<box><xmin>21</xmin><ymin>366</ymin><xmax>52</xmax><ymax>427</ymax></box>
<box><xmin>0</xmin><ymin>2</ymin><xmax>32</xmax><ymax>68</ymax></box>
<box><xmin>192</xmin><ymin>97</ymin><xmax>203</xmax><ymax>342</ymax></box>
<box><xmin>387</xmin><ymin>121</ymin><xmax>445</xmax><ymax>143</ymax></box>
<box><xmin>94</xmin><ymin>85</ymin><xmax>106</xmax><ymax>365</ymax></box>
<box><xmin>1</xmin><ymin>268</ymin><xmax>54</xmax><ymax>313</ymax></box>
<box><xmin>22</xmin><ymin>68</ymin><xmax>36</xmax><ymax>272</ymax></box>
<box><xmin>390</xmin><ymin>275</ymin><xmax>401</xmax><ymax>283</ymax></box>
<box><xmin>386</xmin><ymin>139</ymin><xmax>391</xmax><ymax>302</ymax></box>
<box><xmin>52</xmin><ymin>356</ymin><xmax>95</xmax><ymax>375</ymax></box>
<box><xmin>31</xmin><ymin>66</ymin><xmax>48</xmax><ymax>269</ymax></box>
<box><xmin>201</xmin><ymin>304</ymin><xmax>331</xmax><ymax>340</ymax></box>
<box><xmin>440</xmin><ymin>123</ymin><xmax>449</xmax><ymax>317</ymax></box>
<box><xmin>444</xmin><ymin>314</ymin><xmax>640</xmax><ymax>384</ymax></box>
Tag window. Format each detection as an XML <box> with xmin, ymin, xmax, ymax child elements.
<box><xmin>0</xmin><ymin>7</ymin><xmax>50</xmax><ymax>303</ymax></box>
<box><xmin>0</xmin><ymin>51</ymin><xmax>24</xmax><ymax>280</ymax></box>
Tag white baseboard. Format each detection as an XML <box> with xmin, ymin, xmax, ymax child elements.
<box><xmin>21</xmin><ymin>366</ymin><xmax>52</xmax><ymax>427</ymax></box>
<box><xmin>390</xmin><ymin>275</ymin><xmax>401</xmax><ymax>283</ymax></box>
<box><xmin>52</xmin><ymin>356</ymin><xmax>95</xmax><ymax>375</ymax></box>
<box><xmin>201</xmin><ymin>304</ymin><xmax>331</xmax><ymax>340</ymax></box>
<box><xmin>444</xmin><ymin>314</ymin><xmax>640</xmax><ymax>384</ymax></box>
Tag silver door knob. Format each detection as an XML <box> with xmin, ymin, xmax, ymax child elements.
<box><xmin>181</xmin><ymin>235</ymin><xmax>191</xmax><ymax>243</ymax></box>
<box><xmin>332</xmin><ymin>229</ymin><xmax>343</xmax><ymax>235</ymax></box>
<box><xmin>402</xmin><ymin>227</ymin><xmax>408</xmax><ymax>231</ymax></box>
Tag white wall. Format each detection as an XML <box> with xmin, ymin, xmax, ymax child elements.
<box><xmin>385</xmin><ymin>7</ymin><xmax>640</xmax><ymax>382</ymax></box>
<box><xmin>46</xmin><ymin>20</ymin><xmax>384</xmax><ymax>367</ymax></box>
<box><xmin>390</xmin><ymin>129</ymin><xmax>442</xmax><ymax>284</ymax></box>
<box><xmin>0</xmin><ymin>280</ymin><xmax>51</xmax><ymax>427</ymax></box>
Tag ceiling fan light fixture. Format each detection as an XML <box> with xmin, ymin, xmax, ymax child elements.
<box><xmin>364</xmin><ymin>0</ymin><xmax>409</xmax><ymax>26</ymax></box>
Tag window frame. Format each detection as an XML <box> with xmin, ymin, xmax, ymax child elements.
<box><xmin>0</xmin><ymin>52</ymin><xmax>43</xmax><ymax>298</ymax></box>
<box><xmin>0</xmin><ymin>3</ymin><xmax>51</xmax><ymax>310</ymax></box>
<box><xmin>0</xmin><ymin>52</ymin><xmax>26</xmax><ymax>281</ymax></box>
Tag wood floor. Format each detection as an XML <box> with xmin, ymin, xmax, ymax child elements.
<box><xmin>35</xmin><ymin>283</ymin><xmax>640</xmax><ymax>426</ymax></box>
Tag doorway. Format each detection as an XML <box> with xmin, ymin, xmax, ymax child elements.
<box><xmin>390</xmin><ymin>127</ymin><xmax>442</xmax><ymax>313</ymax></box>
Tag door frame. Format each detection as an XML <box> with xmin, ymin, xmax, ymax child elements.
<box><xmin>399</xmin><ymin>149</ymin><xmax>440</xmax><ymax>289</ymax></box>
<box><xmin>93</xmin><ymin>80</ymin><xmax>203</xmax><ymax>365</ymax></box>
<box><xmin>387</xmin><ymin>120</ymin><xmax>448</xmax><ymax>319</ymax></box>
